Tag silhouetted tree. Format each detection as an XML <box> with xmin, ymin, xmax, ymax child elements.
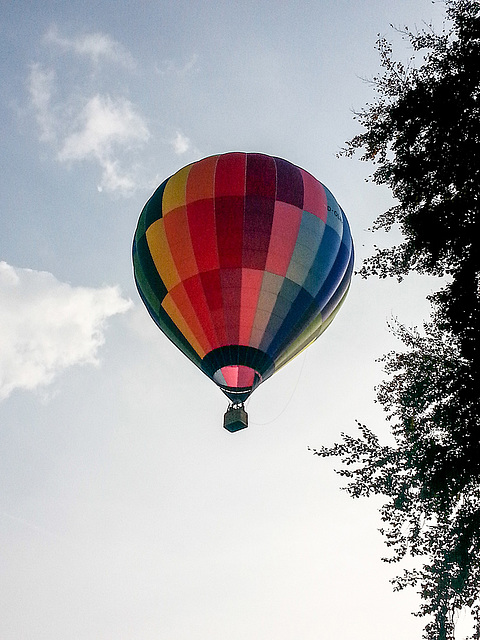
<box><xmin>313</xmin><ymin>2</ymin><xmax>480</xmax><ymax>638</ymax></box>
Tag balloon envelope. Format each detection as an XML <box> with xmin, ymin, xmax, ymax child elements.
<box><xmin>133</xmin><ymin>152</ymin><xmax>353</xmax><ymax>403</ymax></box>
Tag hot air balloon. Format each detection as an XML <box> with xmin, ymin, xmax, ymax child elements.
<box><xmin>133</xmin><ymin>152</ymin><xmax>353</xmax><ymax>431</ymax></box>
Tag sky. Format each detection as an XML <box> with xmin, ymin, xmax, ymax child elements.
<box><xmin>0</xmin><ymin>1</ymin><xmax>472</xmax><ymax>639</ymax></box>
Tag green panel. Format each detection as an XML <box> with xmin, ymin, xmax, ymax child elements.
<box><xmin>273</xmin><ymin>284</ymin><xmax>350</xmax><ymax>372</ymax></box>
<box><xmin>133</xmin><ymin>233</ymin><xmax>204</xmax><ymax>373</ymax></box>
<box><xmin>135</xmin><ymin>178</ymin><xmax>169</xmax><ymax>240</ymax></box>
<box><xmin>133</xmin><ymin>234</ymin><xmax>168</xmax><ymax>303</ymax></box>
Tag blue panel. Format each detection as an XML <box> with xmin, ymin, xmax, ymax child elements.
<box><xmin>323</xmin><ymin>185</ymin><xmax>344</xmax><ymax>237</ymax></box>
<box><xmin>321</xmin><ymin>247</ymin><xmax>354</xmax><ymax>319</ymax></box>
<box><xmin>257</xmin><ymin>312</ymin><xmax>285</xmax><ymax>353</ymax></box>
<box><xmin>270</xmin><ymin>291</ymin><xmax>295</xmax><ymax>318</ymax></box>
<box><xmin>274</xmin><ymin>277</ymin><xmax>303</xmax><ymax>303</ymax></box>
<box><xmin>315</xmin><ymin>239</ymin><xmax>350</xmax><ymax>311</ymax></box>
<box><xmin>303</xmin><ymin>224</ymin><xmax>342</xmax><ymax>296</ymax></box>
<box><xmin>286</xmin><ymin>211</ymin><xmax>324</xmax><ymax>286</ymax></box>
<box><xmin>266</xmin><ymin>287</ymin><xmax>315</xmax><ymax>357</ymax></box>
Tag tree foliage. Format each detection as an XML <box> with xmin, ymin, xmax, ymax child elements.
<box><xmin>313</xmin><ymin>2</ymin><xmax>480</xmax><ymax>638</ymax></box>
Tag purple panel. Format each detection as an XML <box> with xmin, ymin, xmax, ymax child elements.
<box><xmin>275</xmin><ymin>157</ymin><xmax>304</xmax><ymax>208</ymax></box>
<box><xmin>246</xmin><ymin>154</ymin><xmax>276</xmax><ymax>197</ymax></box>
<box><xmin>220</xmin><ymin>268</ymin><xmax>242</xmax><ymax>345</ymax></box>
<box><xmin>243</xmin><ymin>195</ymin><xmax>275</xmax><ymax>270</ymax></box>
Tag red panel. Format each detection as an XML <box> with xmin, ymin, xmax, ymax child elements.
<box><xmin>186</xmin><ymin>155</ymin><xmax>217</xmax><ymax>203</ymax></box>
<box><xmin>183</xmin><ymin>274</ymin><xmax>219</xmax><ymax>351</ymax></box>
<box><xmin>215</xmin><ymin>153</ymin><xmax>246</xmax><ymax>197</ymax></box>
<box><xmin>301</xmin><ymin>169</ymin><xmax>327</xmax><ymax>221</ymax></box>
<box><xmin>216</xmin><ymin>195</ymin><xmax>244</xmax><ymax>269</ymax></box>
<box><xmin>200</xmin><ymin>269</ymin><xmax>228</xmax><ymax>346</ymax></box>
<box><xmin>187</xmin><ymin>199</ymin><xmax>219</xmax><ymax>273</ymax></box>
<box><xmin>220</xmin><ymin>268</ymin><xmax>242</xmax><ymax>345</ymax></box>
<box><xmin>265</xmin><ymin>202</ymin><xmax>303</xmax><ymax>276</ymax></box>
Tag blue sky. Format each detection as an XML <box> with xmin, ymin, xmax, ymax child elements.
<box><xmin>1</xmin><ymin>1</ymin><xmax>471</xmax><ymax>639</ymax></box>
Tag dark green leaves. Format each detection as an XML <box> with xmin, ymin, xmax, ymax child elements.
<box><xmin>321</xmin><ymin>2</ymin><xmax>480</xmax><ymax>638</ymax></box>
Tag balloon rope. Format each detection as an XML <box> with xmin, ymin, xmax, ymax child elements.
<box><xmin>247</xmin><ymin>351</ymin><xmax>308</xmax><ymax>425</ymax></box>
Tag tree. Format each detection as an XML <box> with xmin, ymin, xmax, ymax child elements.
<box><xmin>312</xmin><ymin>2</ymin><xmax>480</xmax><ymax>638</ymax></box>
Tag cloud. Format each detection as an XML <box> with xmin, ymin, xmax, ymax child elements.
<box><xmin>157</xmin><ymin>53</ymin><xmax>199</xmax><ymax>76</ymax></box>
<box><xmin>44</xmin><ymin>24</ymin><xmax>135</xmax><ymax>69</ymax></box>
<box><xmin>0</xmin><ymin>262</ymin><xmax>132</xmax><ymax>401</ymax></box>
<box><xmin>27</xmin><ymin>28</ymin><xmax>199</xmax><ymax>193</ymax></box>
<box><xmin>58</xmin><ymin>94</ymin><xmax>150</xmax><ymax>192</ymax></box>
<box><xmin>27</xmin><ymin>66</ymin><xmax>150</xmax><ymax>194</ymax></box>
<box><xmin>171</xmin><ymin>131</ymin><xmax>191</xmax><ymax>155</ymax></box>
<box><xmin>28</xmin><ymin>64</ymin><xmax>57</xmax><ymax>143</ymax></box>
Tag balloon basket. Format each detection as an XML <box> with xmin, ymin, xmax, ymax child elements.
<box><xmin>223</xmin><ymin>404</ymin><xmax>248</xmax><ymax>433</ymax></box>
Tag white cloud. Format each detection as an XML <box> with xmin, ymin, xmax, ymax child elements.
<box><xmin>58</xmin><ymin>94</ymin><xmax>150</xmax><ymax>193</ymax></box>
<box><xmin>0</xmin><ymin>262</ymin><xmax>132</xmax><ymax>401</ymax></box>
<box><xmin>157</xmin><ymin>53</ymin><xmax>199</xmax><ymax>76</ymax></box>
<box><xmin>28</xmin><ymin>64</ymin><xmax>57</xmax><ymax>143</ymax></box>
<box><xmin>44</xmin><ymin>24</ymin><xmax>135</xmax><ymax>68</ymax></box>
<box><xmin>27</xmin><ymin>28</ymin><xmax>199</xmax><ymax>194</ymax></box>
<box><xmin>27</xmin><ymin>65</ymin><xmax>150</xmax><ymax>194</ymax></box>
<box><xmin>171</xmin><ymin>131</ymin><xmax>191</xmax><ymax>155</ymax></box>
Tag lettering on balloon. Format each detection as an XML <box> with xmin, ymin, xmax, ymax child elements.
<box><xmin>327</xmin><ymin>205</ymin><xmax>343</xmax><ymax>221</ymax></box>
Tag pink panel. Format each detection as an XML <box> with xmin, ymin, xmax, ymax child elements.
<box><xmin>220</xmin><ymin>365</ymin><xmax>255</xmax><ymax>388</ymax></box>
<box><xmin>236</xmin><ymin>365</ymin><xmax>256</xmax><ymax>387</ymax></box>
<box><xmin>238</xmin><ymin>268</ymin><xmax>264</xmax><ymax>345</ymax></box>
<box><xmin>265</xmin><ymin>202</ymin><xmax>303</xmax><ymax>276</ymax></box>
<box><xmin>220</xmin><ymin>366</ymin><xmax>238</xmax><ymax>387</ymax></box>
<box><xmin>301</xmin><ymin>169</ymin><xmax>328</xmax><ymax>221</ymax></box>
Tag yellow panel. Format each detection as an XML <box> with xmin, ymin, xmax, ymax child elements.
<box><xmin>162</xmin><ymin>165</ymin><xmax>191</xmax><ymax>215</ymax></box>
<box><xmin>161</xmin><ymin>293</ymin><xmax>206</xmax><ymax>359</ymax></box>
<box><xmin>146</xmin><ymin>219</ymin><xmax>180</xmax><ymax>291</ymax></box>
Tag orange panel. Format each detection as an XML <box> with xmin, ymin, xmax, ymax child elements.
<box><xmin>183</xmin><ymin>274</ymin><xmax>219</xmax><ymax>351</ymax></box>
<box><xmin>163</xmin><ymin>205</ymin><xmax>199</xmax><ymax>281</ymax></box>
<box><xmin>161</xmin><ymin>292</ymin><xmax>206</xmax><ymax>358</ymax></box>
<box><xmin>186</xmin><ymin>155</ymin><xmax>218</xmax><ymax>203</ymax></box>
<box><xmin>164</xmin><ymin>282</ymin><xmax>209</xmax><ymax>357</ymax></box>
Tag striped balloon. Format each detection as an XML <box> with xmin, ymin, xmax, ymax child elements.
<box><xmin>133</xmin><ymin>152</ymin><xmax>353</xmax><ymax>405</ymax></box>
